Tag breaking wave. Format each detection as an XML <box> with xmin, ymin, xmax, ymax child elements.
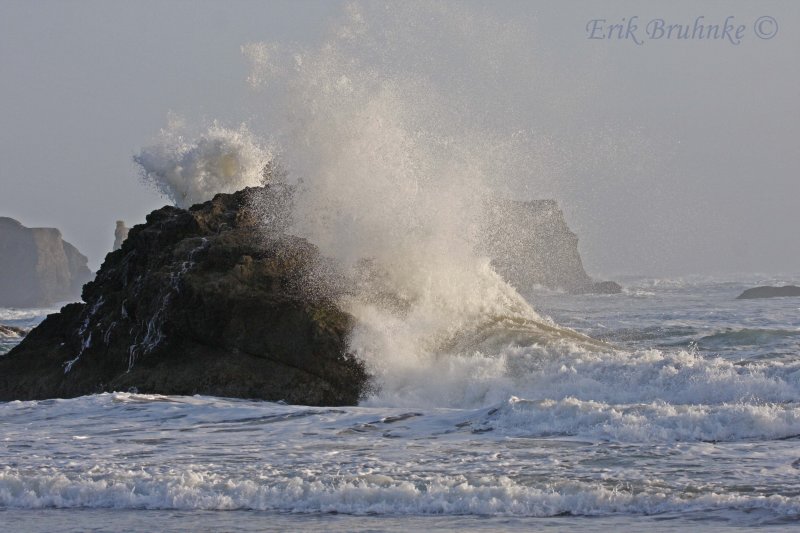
<box><xmin>134</xmin><ymin>117</ymin><xmax>273</xmax><ymax>208</ymax></box>
<box><xmin>129</xmin><ymin>3</ymin><xmax>800</xmax><ymax>415</ymax></box>
<box><xmin>1</xmin><ymin>393</ymin><xmax>800</xmax><ymax>517</ymax></box>
<box><xmin>3</xmin><ymin>467</ymin><xmax>799</xmax><ymax>517</ymax></box>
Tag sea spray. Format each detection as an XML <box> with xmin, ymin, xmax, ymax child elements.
<box><xmin>133</xmin><ymin>3</ymin><xmax>620</xmax><ymax>408</ymax></box>
<box><xmin>131</xmin><ymin>3</ymin><xmax>614</xmax><ymax>408</ymax></box>
<box><xmin>134</xmin><ymin>116</ymin><xmax>274</xmax><ymax>208</ymax></box>
<box><xmin>236</xmin><ymin>4</ymin><xmax>617</xmax><ymax>407</ymax></box>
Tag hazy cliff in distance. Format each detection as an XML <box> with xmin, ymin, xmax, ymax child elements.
<box><xmin>0</xmin><ymin>217</ymin><xmax>92</xmax><ymax>307</ymax></box>
<box><xmin>482</xmin><ymin>199</ymin><xmax>621</xmax><ymax>294</ymax></box>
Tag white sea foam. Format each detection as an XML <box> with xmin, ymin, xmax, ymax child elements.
<box><xmin>0</xmin><ymin>392</ymin><xmax>797</xmax><ymax>520</ymax></box>
<box><xmin>2</xmin><ymin>466</ymin><xmax>800</xmax><ymax>517</ymax></box>
<box><xmin>0</xmin><ymin>393</ymin><xmax>799</xmax><ymax>517</ymax></box>
<box><xmin>360</xmin><ymin>340</ymin><xmax>800</xmax><ymax>409</ymax></box>
<box><xmin>485</xmin><ymin>396</ymin><xmax>800</xmax><ymax>442</ymax></box>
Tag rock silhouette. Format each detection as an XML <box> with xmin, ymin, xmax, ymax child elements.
<box><xmin>736</xmin><ymin>285</ymin><xmax>800</xmax><ymax>299</ymax></box>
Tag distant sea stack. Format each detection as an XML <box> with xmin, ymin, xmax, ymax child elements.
<box><xmin>0</xmin><ymin>187</ymin><xmax>367</xmax><ymax>405</ymax></box>
<box><xmin>113</xmin><ymin>220</ymin><xmax>129</xmax><ymax>251</ymax></box>
<box><xmin>481</xmin><ymin>199</ymin><xmax>621</xmax><ymax>294</ymax></box>
<box><xmin>736</xmin><ymin>285</ymin><xmax>800</xmax><ymax>299</ymax></box>
<box><xmin>0</xmin><ymin>217</ymin><xmax>92</xmax><ymax>307</ymax></box>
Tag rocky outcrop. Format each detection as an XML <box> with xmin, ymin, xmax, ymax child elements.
<box><xmin>0</xmin><ymin>217</ymin><xmax>92</xmax><ymax>307</ymax></box>
<box><xmin>0</xmin><ymin>186</ymin><xmax>367</xmax><ymax>405</ymax></box>
<box><xmin>481</xmin><ymin>199</ymin><xmax>621</xmax><ymax>294</ymax></box>
<box><xmin>736</xmin><ymin>285</ymin><xmax>800</xmax><ymax>299</ymax></box>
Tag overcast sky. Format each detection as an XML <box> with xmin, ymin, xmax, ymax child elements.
<box><xmin>1</xmin><ymin>0</ymin><xmax>798</xmax><ymax>277</ymax></box>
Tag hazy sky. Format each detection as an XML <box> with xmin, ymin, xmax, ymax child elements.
<box><xmin>1</xmin><ymin>0</ymin><xmax>798</xmax><ymax>277</ymax></box>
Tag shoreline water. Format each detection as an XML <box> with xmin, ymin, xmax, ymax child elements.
<box><xmin>1</xmin><ymin>277</ymin><xmax>799</xmax><ymax>528</ymax></box>
<box><xmin>2</xmin><ymin>508</ymin><xmax>796</xmax><ymax>532</ymax></box>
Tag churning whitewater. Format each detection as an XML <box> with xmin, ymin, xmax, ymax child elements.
<box><xmin>1</xmin><ymin>3</ymin><xmax>799</xmax><ymax>530</ymax></box>
<box><xmin>2</xmin><ymin>277</ymin><xmax>800</xmax><ymax>526</ymax></box>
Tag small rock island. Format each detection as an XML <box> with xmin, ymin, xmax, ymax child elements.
<box><xmin>736</xmin><ymin>285</ymin><xmax>800</xmax><ymax>299</ymax></box>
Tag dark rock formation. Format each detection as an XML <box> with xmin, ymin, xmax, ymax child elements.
<box><xmin>736</xmin><ymin>285</ymin><xmax>800</xmax><ymax>299</ymax></box>
<box><xmin>0</xmin><ymin>217</ymin><xmax>92</xmax><ymax>307</ymax></box>
<box><xmin>0</xmin><ymin>187</ymin><xmax>367</xmax><ymax>405</ymax></box>
<box><xmin>481</xmin><ymin>199</ymin><xmax>621</xmax><ymax>294</ymax></box>
<box><xmin>113</xmin><ymin>220</ymin><xmax>129</xmax><ymax>251</ymax></box>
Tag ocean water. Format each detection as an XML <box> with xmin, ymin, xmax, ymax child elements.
<box><xmin>2</xmin><ymin>276</ymin><xmax>799</xmax><ymax>531</ymax></box>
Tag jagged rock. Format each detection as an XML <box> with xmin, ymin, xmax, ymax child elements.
<box><xmin>113</xmin><ymin>220</ymin><xmax>129</xmax><ymax>251</ymax></box>
<box><xmin>0</xmin><ymin>217</ymin><xmax>92</xmax><ymax>307</ymax></box>
<box><xmin>0</xmin><ymin>186</ymin><xmax>368</xmax><ymax>405</ymax></box>
<box><xmin>736</xmin><ymin>285</ymin><xmax>800</xmax><ymax>299</ymax></box>
<box><xmin>586</xmin><ymin>280</ymin><xmax>623</xmax><ymax>295</ymax></box>
<box><xmin>481</xmin><ymin>199</ymin><xmax>621</xmax><ymax>294</ymax></box>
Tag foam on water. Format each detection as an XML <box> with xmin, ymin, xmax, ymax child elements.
<box><xmin>3</xmin><ymin>467</ymin><xmax>799</xmax><ymax>517</ymax></box>
<box><xmin>367</xmin><ymin>341</ymin><xmax>800</xmax><ymax>409</ymax></box>
<box><xmin>486</xmin><ymin>396</ymin><xmax>800</xmax><ymax>442</ymax></box>
<box><xmin>1</xmin><ymin>393</ymin><xmax>800</xmax><ymax>519</ymax></box>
